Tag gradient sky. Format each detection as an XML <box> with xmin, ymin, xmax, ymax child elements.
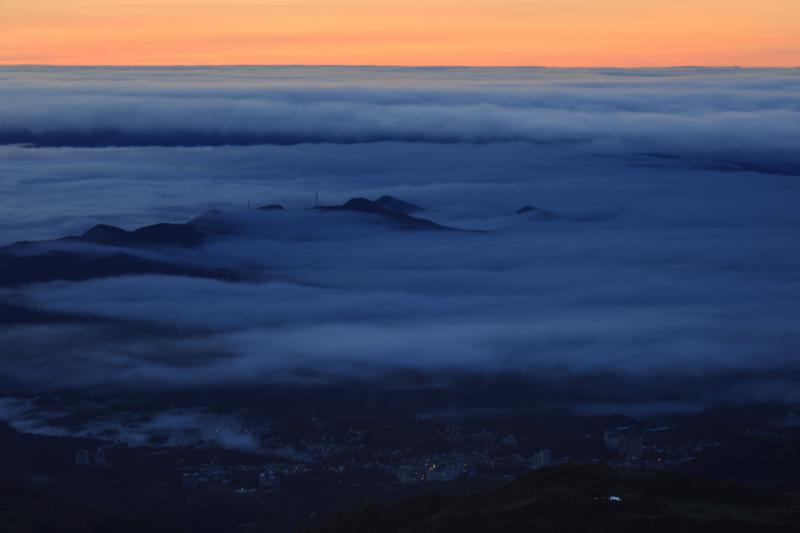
<box><xmin>1</xmin><ymin>0</ymin><xmax>799</xmax><ymax>66</ymax></box>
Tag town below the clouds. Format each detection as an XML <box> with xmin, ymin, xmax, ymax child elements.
<box><xmin>2</xmin><ymin>195</ymin><xmax>800</xmax><ymax>532</ymax></box>
<box><xmin>1</xmin><ymin>66</ymin><xmax>799</xmax><ymax>532</ymax></box>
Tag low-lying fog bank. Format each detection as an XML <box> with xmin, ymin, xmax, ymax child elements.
<box><xmin>1</xmin><ymin>67</ymin><xmax>798</xmax><ymax>447</ymax></box>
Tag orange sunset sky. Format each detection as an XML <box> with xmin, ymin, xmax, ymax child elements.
<box><xmin>1</xmin><ymin>0</ymin><xmax>798</xmax><ymax>67</ymax></box>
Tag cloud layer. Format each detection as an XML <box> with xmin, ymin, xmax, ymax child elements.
<box><xmin>1</xmin><ymin>67</ymin><xmax>799</xmax><ymax>160</ymax></box>
<box><xmin>1</xmin><ymin>67</ymin><xmax>799</xmax><ymax>440</ymax></box>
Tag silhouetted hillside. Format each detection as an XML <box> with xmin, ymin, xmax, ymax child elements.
<box><xmin>300</xmin><ymin>465</ymin><xmax>800</xmax><ymax>533</ymax></box>
<box><xmin>81</xmin><ymin>222</ymin><xmax>205</xmax><ymax>248</ymax></box>
<box><xmin>0</xmin><ymin>477</ymin><xmax>164</xmax><ymax>533</ymax></box>
<box><xmin>312</xmin><ymin>197</ymin><xmax>448</xmax><ymax>230</ymax></box>
<box><xmin>0</xmin><ymin>251</ymin><xmax>240</xmax><ymax>287</ymax></box>
<box><xmin>374</xmin><ymin>196</ymin><xmax>424</xmax><ymax>214</ymax></box>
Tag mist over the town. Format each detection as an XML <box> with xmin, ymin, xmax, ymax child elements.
<box><xmin>3</xmin><ymin>65</ymin><xmax>800</xmax><ymax>395</ymax></box>
<box><xmin>2</xmin><ymin>65</ymin><xmax>800</xmax><ymax>532</ymax></box>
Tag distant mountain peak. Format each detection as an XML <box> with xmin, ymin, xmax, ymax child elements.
<box><xmin>81</xmin><ymin>222</ymin><xmax>205</xmax><ymax>247</ymax></box>
<box><xmin>341</xmin><ymin>197</ymin><xmax>385</xmax><ymax>214</ymax></box>
<box><xmin>333</xmin><ymin>197</ymin><xmax>446</xmax><ymax>230</ymax></box>
<box><xmin>374</xmin><ymin>195</ymin><xmax>424</xmax><ymax>214</ymax></box>
<box><xmin>515</xmin><ymin>205</ymin><xmax>557</xmax><ymax>221</ymax></box>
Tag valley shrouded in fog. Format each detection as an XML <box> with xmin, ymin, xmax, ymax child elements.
<box><xmin>1</xmin><ymin>66</ymin><xmax>800</xmax><ymax>450</ymax></box>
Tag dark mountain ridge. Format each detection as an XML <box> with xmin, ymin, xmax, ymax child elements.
<box><xmin>0</xmin><ymin>195</ymin><xmax>484</xmax><ymax>291</ymax></box>
<box><xmin>374</xmin><ymin>195</ymin><xmax>424</xmax><ymax>214</ymax></box>
<box><xmin>0</xmin><ymin>250</ymin><xmax>240</xmax><ymax>288</ymax></box>
<box><xmin>302</xmin><ymin>464</ymin><xmax>800</xmax><ymax>533</ymax></box>
<box><xmin>81</xmin><ymin>222</ymin><xmax>205</xmax><ymax>248</ymax></box>
<box><xmin>312</xmin><ymin>197</ymin><xmax>448</xmax><ymax>230</ymax></box>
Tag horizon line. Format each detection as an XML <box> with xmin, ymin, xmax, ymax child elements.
<box><xmin>1</xmin><ymin>63</ymin><xmax>798</xmax><ymax>70</ymax></box>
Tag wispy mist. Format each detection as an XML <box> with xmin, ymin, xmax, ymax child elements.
<box><xmin>1</xmin><ymin>67</ymin><xmax>799</xmax><ymax>442</ymax></box>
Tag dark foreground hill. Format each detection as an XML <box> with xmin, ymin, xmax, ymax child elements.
<box><xmin>0</xmin><ymin>478</ymin><xmax>164</xmax><ymax>533</ymax></box>
<box><xmin>300</xmin><ymin>465</ymin><xmax>800</xmax><ymax>533</ymax></box>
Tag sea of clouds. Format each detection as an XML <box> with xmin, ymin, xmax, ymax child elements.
<box><xmin>1</xmin><ymin>66</ymin><xmax>799</xmax><ymax>444</ymax></box>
